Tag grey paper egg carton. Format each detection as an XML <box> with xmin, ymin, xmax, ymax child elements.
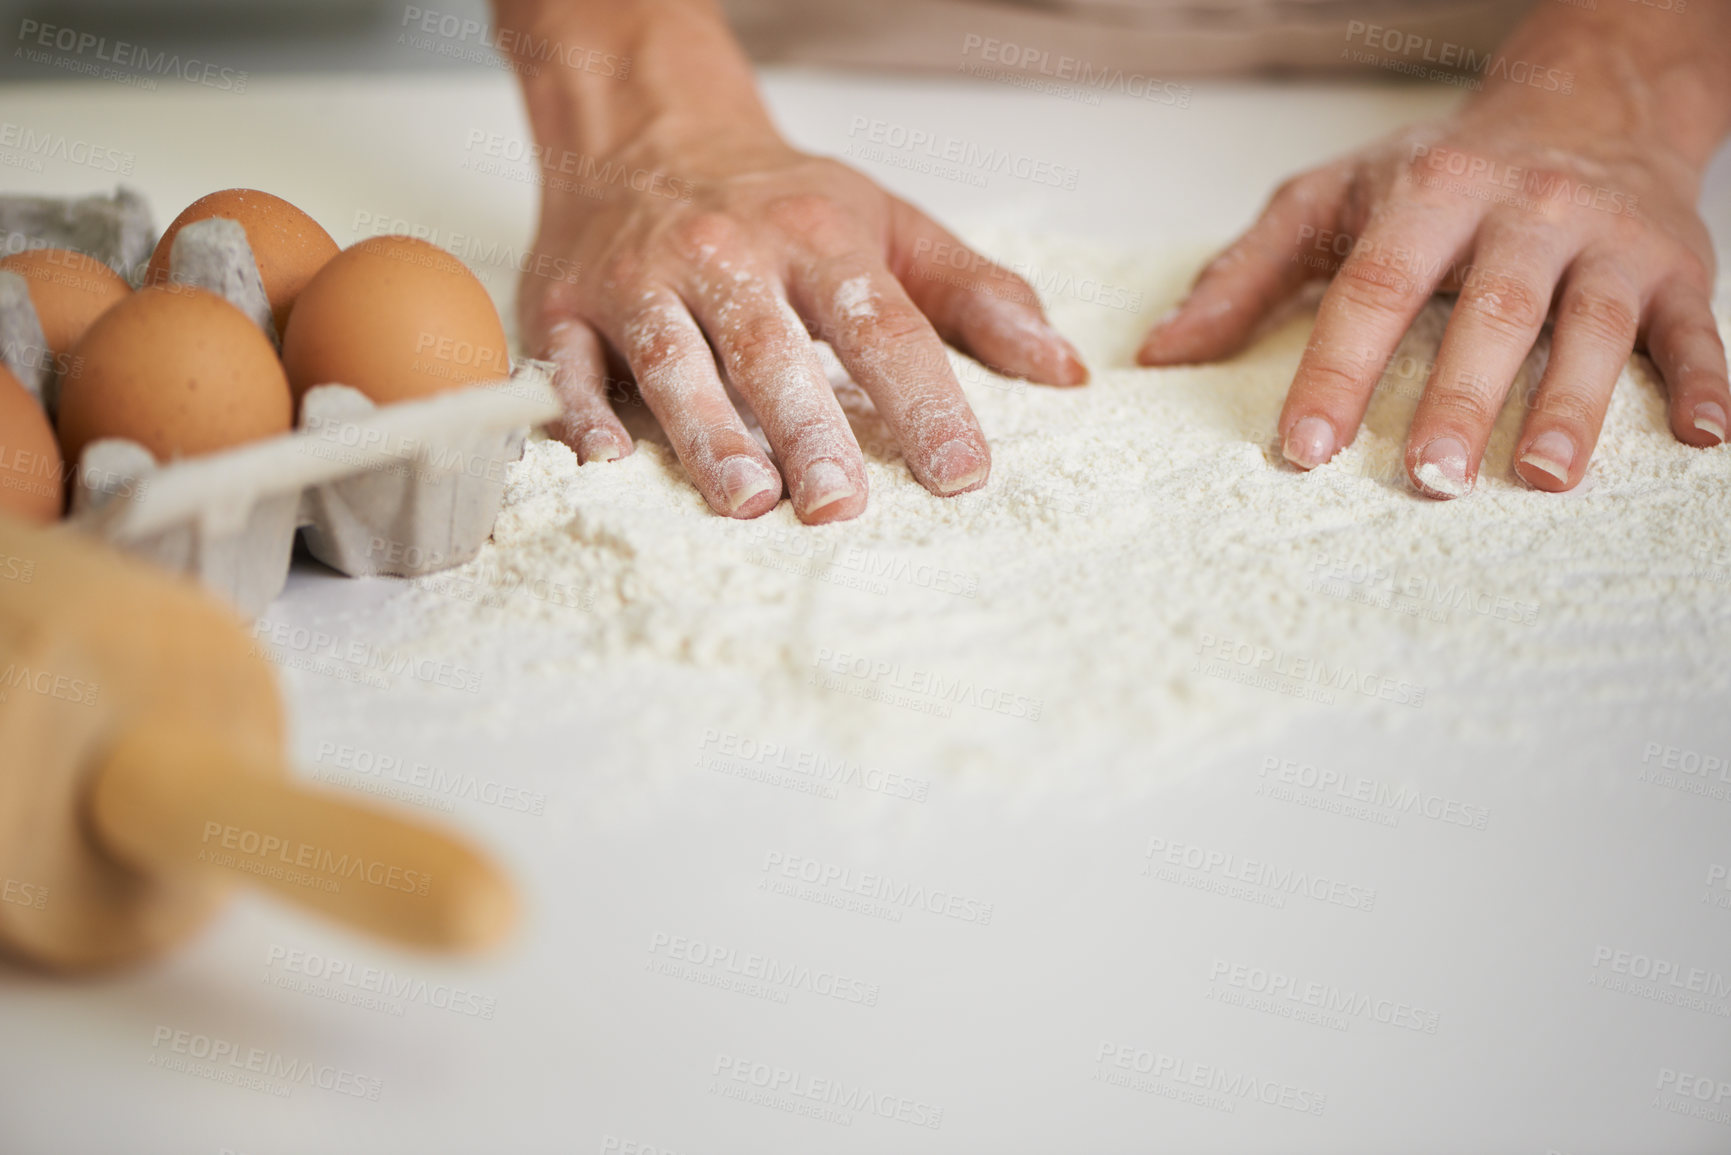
<box><xmin>69</xmin><ymin>363</ymin><xmax>560</xmax><ymax>617</ymax></box>
<box><xmin>1</xmin><ymin>185</ymin><xmax>559</xmax><ymax>616</ymax></box>
<box><xmin>1</xmin><ymin>187</ymin><xmax>157</xmax><ymax>413</ymax></box>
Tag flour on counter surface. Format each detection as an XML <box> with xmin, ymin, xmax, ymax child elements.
<box><xmin>377</xmin><ymin>233</ymin><xmax>1731</xmax><ymax>779</ymax></box>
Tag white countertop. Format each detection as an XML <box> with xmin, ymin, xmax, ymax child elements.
<box><xmin>2</xmin><ymin>68</ymin><xmax>1730</xmax><ymax>1155</ymax></box>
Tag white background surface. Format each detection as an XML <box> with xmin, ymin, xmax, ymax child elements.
<box><xmin>1</xmin><ymin>63</ymin><xmax>1730</xmax><ymax>1154</ymax></box>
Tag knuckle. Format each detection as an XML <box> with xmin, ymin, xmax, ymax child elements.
<box><xmin>617</xmin><ymin>292</ymin><xmax>688</xmax><ymax>362</ymax></box>
<box><xmin>1268</xmin><ymin>173</ymin><xmax>1317</xmax><ymax>210</ymax></box>
<box><xmin>1668</xmin><ymin>320</ymin><xmax>1728</xmax><ymax>353</ymax></box>
<box><xmin>1521</xmin><ymin>167</ymin><xmax>1576</xmax><ymax>211</ymax></box>
<box><xmin>725</xmin><ymin>308</ymin><xmax>802</xmax><ymax>363</ymax></box>
<box><xmin>1458</xmin><ymin>270</ymin><xmax>1549</xmax><ymax>337</ymax></box>
<box><xmin>670</xmin><ymin>211</ymin><xmax>744</xmax><ymax>260</ymax></box>
<box><xmin>522</xmin><ymin>288</ymin><xmax>575</xmax><ymax>339</ymax></box>
<box><xmin>1666</xmin><ymin>251</ymin><xmax>1715</xmax><ymax>293</ymax></box>
<box><xmin>598</xmin><ymin>250</ymin><xmax>645</xmax><ymax>294</ymax></box>
<box><xmin>765</xmin><ymin>193</ymin><xmax>849</xmax><ymax>246</ymax></box>
<box><xmin>1425</xmin><ymin>382</ymin><xmax>1502</xmax><ymax>428</ymax></box>
<box><xmin>1562</xmin><ymin>289</ymin><xmax>1638</xmax><ymax>347</ymax></box>
<box><xmin>1331</xmin><ymin>255</ymin><xmax>1424</xmax><ymax>316</ymax></box>
<box><xmin>1296</xmin><ymin>357</ymin><xmax>1373</xmax><ymax>405</ymax></box>
<box><xmin>1529</xmin><ymin>386</ymin><xmax>1597</xmax><ymax>426</ymax></box>
<box><xmin>865</xmin><ymin>303</ymin><xmax>935</xmax><ymax>347</ymax></box>
<box><xmin>1654</xmin><ymin>249</ymin><xmax>1724</xmax><ymax>297</ymax></box>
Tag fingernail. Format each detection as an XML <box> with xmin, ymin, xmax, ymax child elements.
<box><xmin>1414</xmin><ymin>436</ymin><xmax>1473</xmax><ymax>499</ymax></box>
<box><xmin>928</xmin><ymin>438</ymin><xmax>989</xmax><ymax>495</ymax></box>
<box><xmin>1693</xmin><ymin>401</ymin><xmax>1727</xmax><ymax>444</ymax></box>
<box><xmin>719</xmin><ymin>455</ymin><xmax>778</xmax><ymax>514</ymax></box>
<box><xmin>797</xmin><ymin>459</ymin><xmax>855</xmax><ymax>515</ymax></box>
<box><xmin>579</xmin><ymin>429</ymin><xmax>622</xmax><ymax>464</ymax></box>
<box><xmin>1517</xmin><ymin>430</ymin><xmax>1575</xmax><ymax>486</ymax></box>
<box><xmin>1282</xmin><ymin>416</ymin><xmax>1337</xmax><ymax>470</ymax></box>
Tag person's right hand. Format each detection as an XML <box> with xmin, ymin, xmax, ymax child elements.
<box><xmin>520</xmin><ymin>127</ymin><xmax>1086</xmax><ymax>524</ymax></box>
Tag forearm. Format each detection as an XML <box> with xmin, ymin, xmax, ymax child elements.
<box><xmin>491</xmin><ymin>0</ymin><xmax>776</xmax><ymax>158</ymax></box>
<box><xmin>1475</xmin><ymin>0</ymin><xmax>1731</xmax><ymax>174</ymax></box>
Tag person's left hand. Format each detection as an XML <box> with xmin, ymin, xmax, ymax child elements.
<box><xmin>1136</xmin><ymin>104</ymin><xmax>1730</xmax><ymax>497</ymax></box>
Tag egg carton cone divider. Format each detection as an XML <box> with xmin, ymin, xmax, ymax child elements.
<box><xmin>68</xmin><ymin>361</ymin><xmax>559</xmax><ymax>615</ymax></box>
<box><xmin>296</xmin><ymin>364</ymin><xmax>555</xmax><ymax>578</ymax></box>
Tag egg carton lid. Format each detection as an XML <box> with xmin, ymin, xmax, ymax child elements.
<box><xmin>72</xmin><ymin>362</ymin><xmax>559</xmax><ymax>543</ymax></box>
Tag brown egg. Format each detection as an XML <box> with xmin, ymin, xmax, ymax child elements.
<box><xmin>57</xmin><ymin>286</ymin><xmax>292</xmax><ymax>465</ymax></box>
<box><xmin>281</xmin><ymin>235</ymin><xmax>510</xmax><ymax>406</ymax></box>
<box><xmin>146</xmin><ymin>189</ymin><xmax>338</xmax><ymax>334</ymax></box>
<box><xmin>0</xmin><ymin>365</ymin><xmax>62</xmax><ymax>522</ymax></box>
<box><xmin>0</xmin><ymin>248</ymin><xmax>130</xmax><ymax>364</ymax></box>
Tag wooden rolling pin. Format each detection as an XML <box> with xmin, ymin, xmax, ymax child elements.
<box><xmin>0</xmin><ymin>512</ymin><xmax>515</xmax><ymax>971</ymax></box>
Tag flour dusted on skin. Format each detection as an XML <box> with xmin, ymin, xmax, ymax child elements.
<box><xmin>386</xmin><ymin>232</ymin><xmax>1731</xmax><ymax>776</ymax></box>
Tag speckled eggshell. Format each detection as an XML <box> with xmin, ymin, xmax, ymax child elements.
<box><xmin>0</xmin><ymin>364</ymin><xmax>62</xmax><ymax>522</ymax></box>
<box><xmin>56</xmin><ymin>286</ymin><xmax>293</xmax><ymax>465</ymax></box>
<box><xmin>281</xmin><ymin>235</ymin><xmax>510</xmax><ymax>406</ymax></box>
<box><xmin>146</xmin><ymin>189</ymin><xmax>338</xmax><ymax>334</ymax></box>
<box><xmin>0</xmin><ymin>248</ymin><xmax>130</xmax><ymax>361</ymax></box>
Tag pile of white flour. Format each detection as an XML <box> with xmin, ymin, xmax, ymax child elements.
<box><xmin>384</xmin><ymin>233</ymin><xmax>1731</xmax><ymax>780</ymax></box>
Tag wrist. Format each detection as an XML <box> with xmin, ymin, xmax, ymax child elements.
<box><xmin>1471</xmin><ymin>2</ymin><xmax>1731</xmax><ymax>176</ymax></box>
<box><xmin>495</xmin><ymin>0</ymin><xmax>778</xmax><ymax>161</ymax></box>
